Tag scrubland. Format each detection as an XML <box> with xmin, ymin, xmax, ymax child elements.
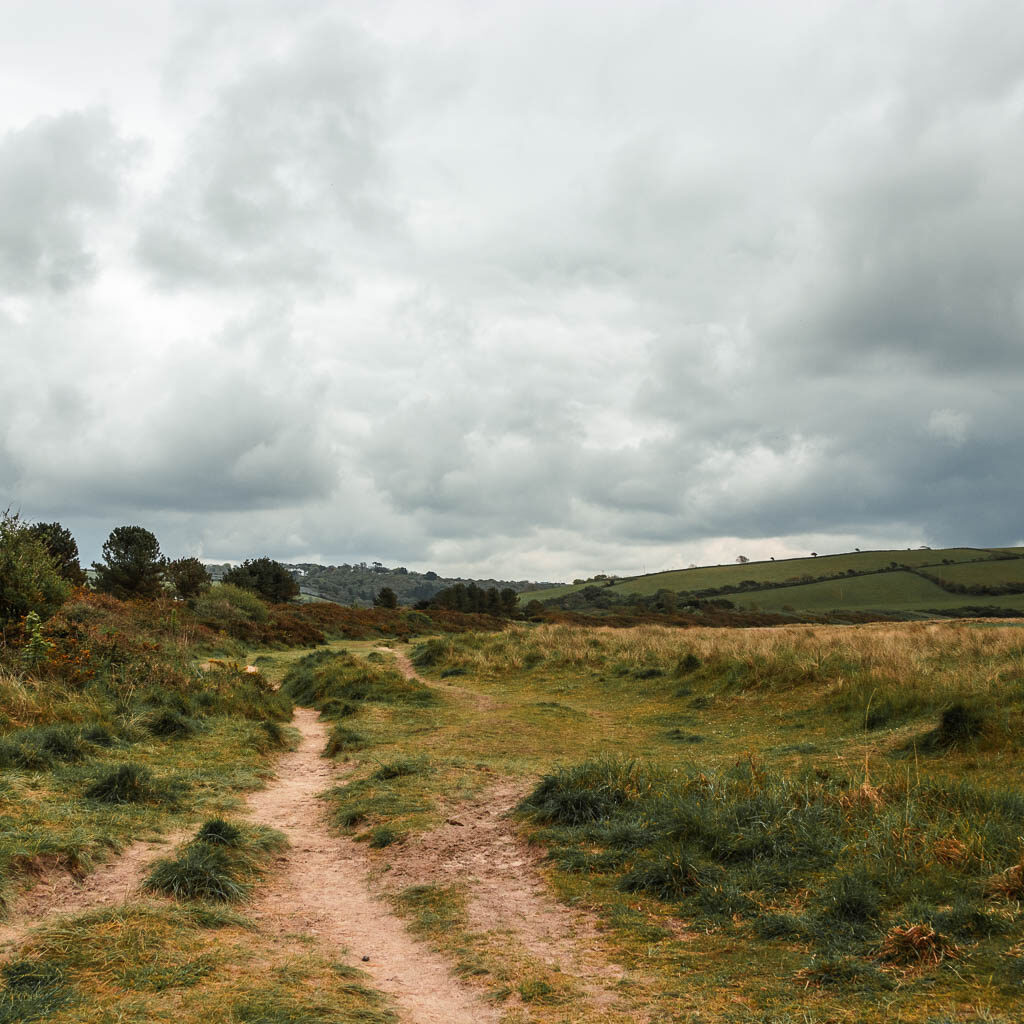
<box><xmin>287</xmin><ymin>621</ymin><xmax>1024</xmax><ymax>1022</ymax></box>
<box><xmin>3</xmin><ymin>593</ymin><xmax>1024</xmax><ymax>1023</ymax></box>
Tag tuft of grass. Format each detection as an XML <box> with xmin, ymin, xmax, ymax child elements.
<box><xmin>323</xmin><ymin>724</ymin><xmax>366</xmax><ymax>758</ymax></box>
<box><xmin>146</xmin><ymin>844</ymin><xmax>250</xmax><ymax>902</ymax></box>
<box><xmin>517</xmin><ymin>756</ymin><xmax>654</xmax><ymax>826</ymax></box>
<box><xmin>231</xmin><ymin>992</ymin><xmax>394</xmax><ymax>1024</ymax></box>
<box><xmin>370</xmin><ymin>757</ymin><xmax>429</xmax><ymax>781</ymax></box>
<box><xmin>84</xmin><ymin>763</ymin><xmax>178</xmax><ymax>805</ymax></box>
<box><xmin>0</xmin><ymin>724</ymin><xmax>90</xmax><ymax>770</ymax></box>
<box><xmin>909</xmin><ymin>701</ymin><xmax>992</xmax><ymax>754</ymax></box>
<box><xmin>0</xmin><ymin>958</ymin><xmax>76</xmax><ymax>1021</ymax></box>
<box><xmin>367</xmin><ymin>826</ymin><xmax>401</xmax><ymax>848</ymax></box>
<box><xmin>145</xmin><ymin>821</ymin><xmax>287</xmax><ymax>902</ymax></box>
<box><xmin>195</xmin><ymin>818</ymin><xmax>245</xmax><ymax>847</ymax></box>
<box><xmin>148</xmin><ymin>709</ymin><xmax>200</xmax><ymax>739</ymax></box>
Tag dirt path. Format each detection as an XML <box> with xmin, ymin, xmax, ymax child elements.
<box><xmin>378</xmin><ymin>647</ymin><xmax>630</xmax><ymax>1010</ymax></box>
<box><xmin>380</xmin><ymin>779</ymin><xmax>626</xmax><ymax>1005</ymax></box>
<box><xmin>380</xmin><ymin>647</ymin><xmax>500</xmax><ymax>711</ymax></box>
<box><xmin>245</xmin><ymin>707</ymin><xmax>499</xmax><ymax>1024</ymax></box>
<box><xmin>0</xmin><ymin>830</ymin><xmax>187</xmax><ymax>952</ymax></box>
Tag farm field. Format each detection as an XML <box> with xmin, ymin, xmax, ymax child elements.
<box><xmin>519</xmin><ymin>547</ymin><xmax>1024</xmax><ymax>618</ymax></box>
<box><xmin>4</xmin><ymin>594</ymin><xmax>1024</xmax><ymax>1023</ymax></box>
<box><xmin>732</xmin><ymin>571</ymin><xmax>1024</xmax><ymax>613</ymax></box>
<box><xmin>929</xmin><ymin>560</ymin><xmax>1024</xmax><ymax>586</ymax></box>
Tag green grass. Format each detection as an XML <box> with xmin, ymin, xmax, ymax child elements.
<box><xmin>2</xmin><ymin>902</ymin><xmax>397</xmax><ymax>1024</ymax></box>
<box><xmin>518</xmin><ymin>547</ymin><xmax>1017</xmax><ymax>603</ymax></box>
<box><xmin>145</xmin><ymin>819</ymin><xmax>287</xmax><ymax>902</ymax></box>
<box><xmin>929</xmin><ymin>558</ymin><xmax>1024</xmax><ymax>586</ymax></box>
<box><xmin>381</xmin><ymin>621</ymin><xmax>1024</xmax><ymax>1020</ymax></box>
<box><xmin>280</xmin><ymin>649</ymin><xmax>435</xmax><ymax>712</ymax></box>
<box><xmin>734</xmin><ymin>571</ymin><xmax>1024</xmax><ymax>613</ymax></box>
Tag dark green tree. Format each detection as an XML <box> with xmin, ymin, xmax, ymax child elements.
<box><xmin>27</xmin><ymin>521</ymin><xmax>86</xmax><ymax>585</ymax></box>
<box><xmin>373</xmin><ymin>586</ymin><xmax>398</xmax><ymax>609</ymax></box>
<box><xmin>92</xmin><ymin>526</ymin><xmax>166</xmax><ymax>599</ymax></box>
<box><xmin>222</xmin><ymin>557</ymin><xmax>298</xmax><ymax>603</ymax></box>
<box><xmin>166</xmin><ymin>557</ymin><xmax>211</xmax><ymax>599</ymax></box>
<box><xmin>0</xmin><ymin>511</ymin><xmax>71</xmax><ymax>624</ymax></box>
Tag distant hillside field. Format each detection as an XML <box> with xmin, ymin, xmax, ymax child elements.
<box><xmin>522</xmin><ymin>546</ymin><xmax>1024</xmax><ymax>618</ymax></box>
<box><xmin>732</xmin><ymin>571</ymin><xmax>1024</xmax><ymax>614</ymax></box>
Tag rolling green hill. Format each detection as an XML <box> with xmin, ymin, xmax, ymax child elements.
<box><xmin>521</xmin><ymin>546</ymin><xmax>1024</xmax><ymax>618</ymax></box>
<box><xmin>927</xmin><ymin>558</ymin><xmax>1024</xmax><ymax>586</ymax></box>
<box><xmin>732</xmin><ymin>571</ymin><xmax>1024</xmax><ymax>614</ymax></box>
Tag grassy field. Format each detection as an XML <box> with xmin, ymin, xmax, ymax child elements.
<box><xmin>0</xmin><ymin>592</ymin><xmax>401</xmax><ymax>1024</ymax></box>
<box><xmin>929</xmin><ymin>560</ymin><xmax>1024</xmax><ymax>586</ymax></box>
<box><xmin>7</xmin><ymin>590</ymin><xmax>1024</xmax><ymax>1022</ymax></box>
<box><xmin>732</xmin><ymin>572</ymin><xmax>1024</xmax><ymax>614</ymax></box>
<box><xmin>519</xmin><ymin>547</ymin><xmax>1024</xmax><ymax>616</ymax></box>
<box><xmin>250</xmin><ymin>622</ymin><xmax>1024</xmax><ymax>1023</ymax></box>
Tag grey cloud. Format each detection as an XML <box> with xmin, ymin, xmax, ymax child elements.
<box><xmin>5</xmin><ymin>0</ymin><xmax>1024</xmax><ymax>580</ymax></box>
<box><xmin>0</xmin><ymin>109</ymin><xmax>137</xmax><ymax>292</ymax></box>
<box><xmin>139</xmin><ymin>21</ymin><xmax>399</xmax><ymax>288</ymax></box>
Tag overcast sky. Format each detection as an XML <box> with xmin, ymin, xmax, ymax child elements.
<box><xmin>1</xmin><ymin>0</ymin><xmax>1022</xmax><ymax>580</ymax></box>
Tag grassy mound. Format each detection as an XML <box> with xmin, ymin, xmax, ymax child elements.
<box><xmin>145</xmin><ymin>819</ymin><xmax>287</xmax><ymax>902</ymax></box>
<box><xmin>281</xmin><ymin>650</ymin><xmax>434</xmax><ymax>713</ymax></box>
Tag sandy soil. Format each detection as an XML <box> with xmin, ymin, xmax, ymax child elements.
<box><xmin>0</xmin><ymin>645</ymin><xmax>630</xmax><ymax>1020</ymax></box>
<box><xmin>245</xmin><ymin>707</ymin><xmax>499</xmax><ymax>1024</ymax></box>
<box><xmin>0</xmin><ymin>830</ymin><xmax>187</xmax><ymax>951</ymax></box>
<box><xmin>379</xmin><ymin>647</ymin><xmax>628</xmax><ymax>1008</ymax></box>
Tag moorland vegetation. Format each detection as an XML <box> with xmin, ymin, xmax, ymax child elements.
<box><xmin>4</xmin><ymin>508</ymin><xmax>1024</xmax><ymax>1021</ymax></box>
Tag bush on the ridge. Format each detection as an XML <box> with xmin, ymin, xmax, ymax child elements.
<box><xmin>0</xmin><ymin>511</ymin><xmax>71</xmax><ymax>625</ymax></box>
<box><xmin>192</xmin><ymin>584</ymin><xmax>269</xmax><ymax>626</ymax></box>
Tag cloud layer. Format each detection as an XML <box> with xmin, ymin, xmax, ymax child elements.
<box><xmin>1</xmin><ymin>0</ymin><xmax>1022</xmax><ymax>577</ymax></box>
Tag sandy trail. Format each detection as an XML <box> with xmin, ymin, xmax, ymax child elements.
<box><xmin>245</xmin><ymin>707</ymin><xmax>499</xmax><ymax>1024</ymax></box>
<box><xmin>378</xmin><ymin>646</ymin><xmax>499</xmax><ymax>712</ymax></box>
<box><xmin>0</xmin><ymin>830</ymin><xmax>187</xmax><ymax>951</ymax></box>
<box><xmin>379</xmin><ymin>647</ymin><xmax>628</xmax><ymax>1008</ymax></box>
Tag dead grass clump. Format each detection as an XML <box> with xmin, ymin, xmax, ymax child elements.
<box><xmin>985</xmin><ymin>858</ymin><xmax>1024</xmax><ymax>900</ymax></box>
<box><xmin>878</xmin><ymin>923</ymin><xmax>960</xmax><ymax>966</ymax></box>
<box><xmin>932</xmin><ymin>836</ymin><xmax>971</xmax><ymax>867</ymax></box>
<box><xmin>836</xmin><ymin>780</ymin><xmax>885</xmax><ymax>812</ymax></box>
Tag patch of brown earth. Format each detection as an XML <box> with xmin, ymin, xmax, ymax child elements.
<box><xmin>0</xmin><ymin>830</ymin><xmax>187</xmax><ymax>952</ymax></box>
<box><xmin>380</xmin><ymin>779</ymin><xmax>627</xmax><ymax>1008</ymax></box>
<box><xmin>246</xmin><ymin>707</ymin><xmax>498</xmax><ymax>1024</ymax></box>
<box><xmin>377</xmin><ymin>648</ymin><xmax>630</xmax><ymax>1009</ymax></box>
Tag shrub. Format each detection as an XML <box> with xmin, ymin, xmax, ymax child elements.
<box><xmin>0</xmin><ymin>511</ymin><xmax>70</xmax><ymax>624</ymax></box>
<box><xmin>192</xmin><ymin>584</ymin><xmax>269</xmax><ymax>626</ymax></box>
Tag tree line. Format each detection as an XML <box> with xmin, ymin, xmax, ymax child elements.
<box><xmin>0</xmin><ymin>512</ymin><xmax>301</xmax><ymax>630</ymax></box>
